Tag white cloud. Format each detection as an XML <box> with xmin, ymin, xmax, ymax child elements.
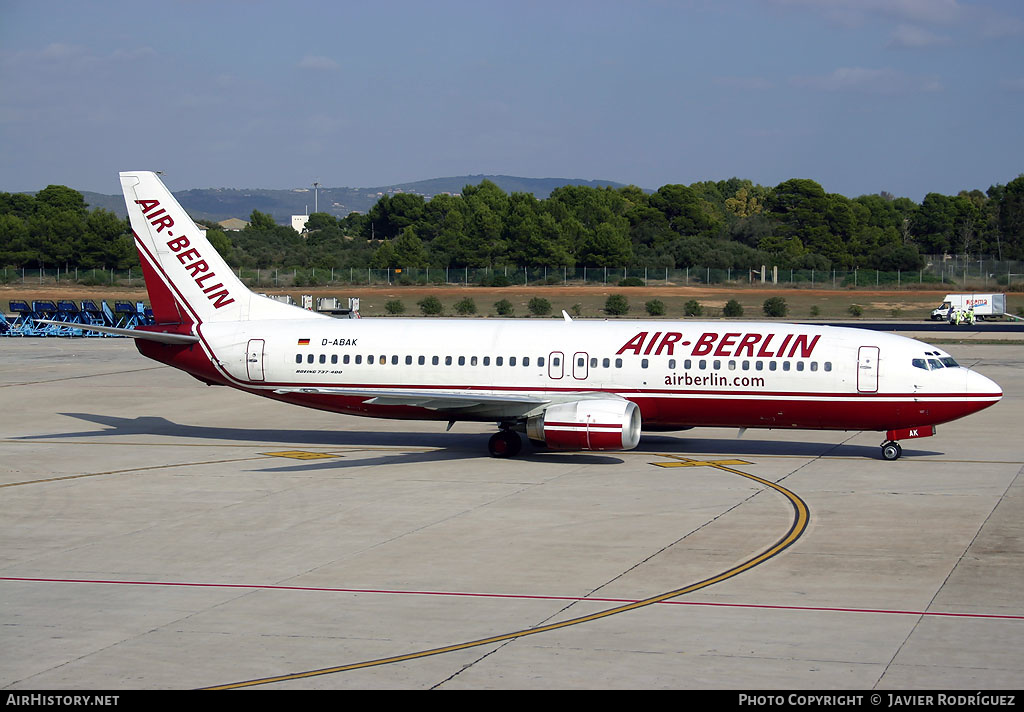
<box><xmin>713</xmin><ymin>76</ymin><xmax>775</xmax><ymax>91</ymax></box>
<box><xmin>297</xmin><ymin>55</ymin><xmax>340</xmax><ymax>71</ymax></box>
<box><xmin>887</xmin><ymin>24</ymin><xmax>952</xmax><ymax>49</ymax></box>
<box><xmin>792</xmin><ymin>67</ymin><xmax>943</xmax><ymax>94</ymax></box>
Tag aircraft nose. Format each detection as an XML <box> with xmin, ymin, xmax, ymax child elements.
<box><xmin>966</xmin><ymin>369</ymin><xmax>1002</xmax><ymax>400</ymax></box>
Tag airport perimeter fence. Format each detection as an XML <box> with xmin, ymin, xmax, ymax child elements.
<box><xmin>4</xmin><ymin>256</ymin><xmax>1024</xmax><ymax>291</ymax></box>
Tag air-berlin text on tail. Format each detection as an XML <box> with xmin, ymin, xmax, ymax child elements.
<box><xmin>617</xmin><ymin>331</ymin><xmax>821</xmax><ymax>359</ymax></box>
<box><xmin>135</xmin><ymin>199</ymin><xmax>235</xmax><ymax>310</ymax></box>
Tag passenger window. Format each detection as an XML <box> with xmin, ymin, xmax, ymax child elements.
<box><xmin>668</xmin><ymin>359</ymin><xmax>676</xmax><ymax>369</ymax></box>
<box><xmin>483</xmin><ymin>356</ymin><xmax>490</xmax><ymax>366</ymax></box>
<box><xmin>368</xmin><ymin>355</ymin><xmax>375</xmax><ymax>364</ymax></box>
<box><xmin>603</xmin><ymin>358</ymin><xmax>610</xmax><ymax>368</ymax></box>
<box><xmin>318</xmin><ymin>354</ymin><xmax>326</xmax><ymax>364</ymax></box>
<box><xmin>796</xmin><ymin>362</ymin><xmax>804</xmax><ymax>371</ymax></box>
<box><xmin>355</xmin><ymin>355</ymin><xmax>362</xmax><ymax>364</ymax></box>
<box><xmin>769</xmin><ymin>361</ymin><xmax>777</xmax><ymax>371</ymax></box>
<box><xmin>641</xmin><ymin>358</ymin><xmax>649</xmax><ymax>369</ymax></box>
<box><xmin>615</xmin><ymin>358</ymin><xmax>622</xmax><ymax>368</ymax></box>
<box><xmin>418</xmin><ymin>356</ymin><xmax>425</xmax><ymax>365</ymax></box>
<box><xmin>810</xmin><ymin>362</ymin><xmax>817</xmax><ymax>371</ymax></box>
<box><xmin>344</xmin><ymin>355</ymin><xmax>350</xmax><ymax>364</ymax></box>
<box><xmin>307</xmin><ymin>354</ymin><xmax>314</xmax><ymax>364</ymax></box>
<box><xmin>331</xmin><ymin>355</ymin><xmax>338</xmax><ymax>364</ymax></box>
<box><xmin>496</xmin><ymin>357</ymin><xmax>504</xmax><ymax>366</ymax></box>
<box><xmin>432</xmin><ymin>356</ymin><xmax>439</xmax><ymax>365</ymax></box>
<box><xmin>524</xmin><ymin>357</ymin><xmax>531</xmax><ymax>367</ymax></box>
<box><xmin>552</xmin><ymin>356</ymin><xmax>560</xmax><ymax>366</ymax></box>
<box><xmin>755</xmin><ymin>361</ymin><xmax>763</xmax><ymax>371</ymax></box>
<box><xmin>699</xmin><ymin>360</ymin><xmax>706</xmax><ymax>369</ymax></box>
<box><xmin>458</xmin><ymin>356</ymin><xmax>466</xmax><ymax>366</ymax></box>
<box><xmin>728</xmin><ymin>360</ymin><xmax>736</xmax><ymax>370</ymax></box>
<box><xmin>445</xmin><ymin>356</ymin><xmax>452</xmax><ymax>366</ymax></box>
<box><xmin>824</xmin><ymin>362</ymin><xmax>832</xmax><ymax>372</ymax></box>
<box><xmin>783</xmin><ymin>361</ymin><xmax>791</xmax><ymax>371</ymax></box>
<box><xmin>405</xmin><ymin>355</ymin><xmax>412</xmax><ymax>365</ymax></box>
<box><xmin>742</xmin><ymin>360</ymin><xmax>749</xmax><ymax>370</ymax></box>
<box><xmin>684</xmin><ymin>359</ymin><xmax>691</xmax><ymax>369</ymax></box>
<box><xmin>538</xmin><ymin>357</ymin><xmax>545</xmax><ymax>367</ymax></box>
<box><xmin>295</xmin><ymin>354</ymin><xmax>301</xmax><ymax>364</ymax></box>
<box><xmin>713</xmin><ymin>360</ymin><xmax>721</xmax><ymax>370</ymax></box>
<box><xmin>510</xmin><ymin>357</ymin><xmax>517</xmax><ymax>366</ymax></box>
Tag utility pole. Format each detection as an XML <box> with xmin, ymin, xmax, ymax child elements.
<box><xmin>312</xmin><ymin>180</ymin><xmax>320</xmax><ymax>213</ymax></box>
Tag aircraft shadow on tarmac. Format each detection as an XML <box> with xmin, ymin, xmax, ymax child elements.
<box><xmin>20</xmin><ymin>413</ymin><xmax>945</xmax><ymax>471</ymax></box>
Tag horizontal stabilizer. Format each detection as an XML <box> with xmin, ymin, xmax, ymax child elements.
<box><xmin>33</xmin><ymin>319</ymin><xmax>199</xmax><ymax>344</ymax></box>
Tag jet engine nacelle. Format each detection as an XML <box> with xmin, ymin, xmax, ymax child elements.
<box><xmin>527</xmin><ymin>399</ymin><xmax>642</xmax><ymax>451</ymax></box>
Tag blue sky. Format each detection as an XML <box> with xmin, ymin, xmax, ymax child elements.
<box><xmin>1</xmin><ymin>0</ymin><xmax>1022</xmax><ymax>201</ymax></box>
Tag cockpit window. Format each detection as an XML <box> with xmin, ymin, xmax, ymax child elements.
<box><xmin>913</xmin><ymin>356</ymin><xmax>961</xmax><ymax>370</ymax></box>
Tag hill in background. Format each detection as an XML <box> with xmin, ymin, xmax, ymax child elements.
<box><xmin>80</xmin><ymin>175</ymin><xmax>630</xmax><ymax>224</ymax></box>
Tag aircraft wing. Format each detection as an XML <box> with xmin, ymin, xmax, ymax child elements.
<box><xmin>271</xmin><ymin>386</ymin><xmax>619</xmax><ymax>418</ymax></box>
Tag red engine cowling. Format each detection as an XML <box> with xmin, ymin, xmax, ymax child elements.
<box><xmin>527</xmin><ymin>399</ymin><xmax>642</xmax><ymax>451</ymax></box>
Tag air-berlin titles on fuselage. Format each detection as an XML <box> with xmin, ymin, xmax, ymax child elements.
<box><xmin>617</xmin><ymin>331</ymin><xmax>821</xmax><ymax>359</ymax></box>
<box><xmin>135</xmin><ymin>199</ymin><xmax>235</xmax><ymax>310</ymax></box>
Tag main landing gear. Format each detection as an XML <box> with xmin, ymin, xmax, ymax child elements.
<box><xmin>488</xmin><ymin>427</ymin><xmax>522</xmax><ymax>458</ymax></box>
<box><xmin>880</xmin><ymin>440</ymin><xmax>903</xmax><ymax>461</ymax></box>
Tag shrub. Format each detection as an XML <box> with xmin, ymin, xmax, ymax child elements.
<box><xmin>684</xmin><ymin>299</ymin><xmax>703</xmax><ymax>317</ymax></box>
<box><xmin>848</xmin><ymin>304</ymin><xmax>864</xmax><ymax>317</ymax></box>
<box><xmin>454</xmin><ymin>297</ymin><xmax>477</xmax><ymax>315</ymax></box>
<box><xmin>384</xmin><ymin>299</ymin><xmax>405</xmax><ymax>315</ymax></box>
<box><xmin>809</xmin><ymin>305</ymin><xmax>820</xmax><ymax>317</ymax></box>
<box><xmin>528</xmin><ymin>297</ymin><xmax>552</xmax><ymax>316</ymax></box>
<box><xmin>645</xmin><ymin>299</ymin><xmax>665</xmax><ymax>316</ymax></box>
<box><xmin>723</xmin><ymin>299</ymin><xmax>744</xmax><ymax>317</ymax></box>
<box><xmin>417</xmin><ymin>296</ymin><xmax>443</xmax><ymax>315</ymax></box>
<box><xmin>494</xmin><ymin>298</ymin><xmax>514</xmax><ymax>316</ymax></box>
<box><xmin>618</xmin><ymin>276</ymin><xmax>645</xmax><ymax>287</ymax></box>
<box><xmin>763</xmin><ymin>296</ymin><xmax>788</xmax><ymax>317</ymax></box>
<box><xmin>604</xmin><ymin>294</ymin><xmax>630</xmax><ymax>315</ymax></box>
<box><xmin>570</xmin><ymin>303</ymin><xmax>582</xmax><ymax>317</ymax></box>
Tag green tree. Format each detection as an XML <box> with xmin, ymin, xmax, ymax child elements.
<box><xmin>247</xmin><ymin>209</ymin><xmax>278</xmax><ymax>231</ymax></box>
<box><xmin>393</xmin><ymin>227</ymin><xmax>429</xmax><ymax>268</ymax></box>
<box><xmin>645</xmin><ymin>299</ymin><xmax>665</xmax><ymax>316</ymax></box>
<box><xmin>604</xmin><ymin>294</ymin><xmax>629</xmax><ymax>315</ymax></box>
<box><xmin>494</xmin><ymin>298</ymin><xmax>514</xmax><ymax>316</ymax></box>
<box><xmin>528</xmin><ymin>297</ymin><xmax>551</xmax><ymax>316</ymax></box>
<box><xmin>763</xmin><ymin>296</ymin><xmax>788</xmax><ymax>317</ymax></box>
<box><xmin>454</xmin><ymin>297</ymin><xmax>477</xmax><ymax>315</ymax></box>
<box><xmin>684</xmin><ymin>299</ymin><xmax>703</xmax><ymax>317</ymax></box>
<box><xmin>723</xmin><ymin>299</ymin><xmax>744</xmax><ymax>317</ymax></box>
<box><xmin>417</xmin><ymin>296</ymin><xmax>443</xmax><ymax>315</ymax></box>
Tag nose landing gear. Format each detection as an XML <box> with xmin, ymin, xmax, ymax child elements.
<box><xmin>881</xmin><ymin>440</ymin><xmax>903</xmax><ymax>461</ymax></box>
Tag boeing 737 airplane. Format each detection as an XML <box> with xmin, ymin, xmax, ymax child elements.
<box><xmin>57</xmin><ymin>171</ymin><xmax>1003</xmax><ymax>460</ymax></box>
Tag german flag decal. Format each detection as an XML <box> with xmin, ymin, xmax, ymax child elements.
<box><xmin>297</xmin><ymin>338</ymin><xmax>310</xmax><ymax>346</ymax></box>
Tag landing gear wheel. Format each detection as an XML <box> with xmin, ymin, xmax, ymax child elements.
<box><xmin>881</xmin><ymin>441</ymin><xmax>902</xmax><ymax>461</ymax></box>
<box><xmin>488</xmin><ymin>430</ymin><xmax>522</xmax><ymax>458</ymax></box>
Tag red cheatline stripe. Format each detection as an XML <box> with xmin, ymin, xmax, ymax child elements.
<box><xmin>3</xmin><ymin>576</ymin><xmax>1020</xmax><ymax>621</ymax></box>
